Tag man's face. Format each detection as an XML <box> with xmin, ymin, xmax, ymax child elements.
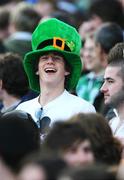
<box><xmin>36</xmin><ymin>52</ymin><xmax>70</xmax><ymax>88</ymax></box>
<box><xmin>79</xmin><ymin>17</ymin><xmax>102</xmax><ymax>40</ymax></box>
<box><xmin>63</xmin><ymin>140</ymin><xmax>94</xmax><ymax>167</ymax></box>
<box><xmin>82</xmin><ymin>37</ymin><xmax>102</xmax><ymax>72</ymax></box>
<box><xmin>101</xmin><ymin>66</ymin><xmax>123</xmax><ymax>107</ymax></box>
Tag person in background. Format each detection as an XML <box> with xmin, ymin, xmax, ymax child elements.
<box><xmin>42</xmin><ymin>120</ymin><xmax>95</xmax><ymax>167</ymax></box>
<box><xmin>76</xmin><ymin>35</ymin><xmax>104</xmax><ymax>104</ymax></box>
<box><xmin>76</xmin><ymin>22</ymin><xmax>123</xmax><ymax>118</ymax></box>
<box><xmin>0</xmin><ymin>110</ymin><xmax>40</xmax><ymax>172</ymax></box>
<box><xmin>89</xmin><ymin>0</ymin><xmax>124</xmax><ymax>30</ymax></box>
<box><xmin>34</xmin><ymin>0</ymin><xmax>57</xmax><ymax>18</ymax></box>
<box><xmin>101</xmin><ymin>43</ymin><xmax>124</xmax><ymax>139</ymax></box>
<box><xmin>79</xmin><ymin>0</ymin><xmax>124</xmax><ymax>41</ymax></box>
<box><xmin>78</xmin><ymin>0</ymin><xmax>124</xmax><ymax>75</ymax></box>
<box><xmin>0</xmin><ymin>52</ymin><xmax>37</xmax><ymax>114</ymax></box>
<box><xmin>4</xmin><ymin>2</ymin><xmax>41</xmax><ymax>58</ymax></box>
<box><xmin>93</xmin><ymin>22</ymin><xmax>123</xmax><ymax>115</ymax></box>
<box><xmin>69</xmin><ymin>113</ymin><xmax>122</xmax><ymax>166</ymax></box>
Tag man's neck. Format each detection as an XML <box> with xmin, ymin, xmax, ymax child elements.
<box><xmin>93</xmin><ymin>68</ymin><xmax>104</xmax><ymax>77</ymax></box>
<box><xmin>39</xmin><ymin>86</ymin><xmax>65</xmax><ymax>106</ymax></box>
<box><xmin>116</xmin><ymin>105</ymin><xmax>124</xmax><ymax>121</ymax></box>
<box><xmin>2</xmin><ymin>93</ymin><xmax>21</xmax><ymax>110</ymax></box>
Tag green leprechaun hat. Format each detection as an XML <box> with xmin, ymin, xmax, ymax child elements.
<box><xmin>23</xmin><ymin>18</ymin><xmax>82</xmax><ymax>92</ymax></box>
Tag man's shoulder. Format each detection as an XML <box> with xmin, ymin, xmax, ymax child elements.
<box><xmin>67</xmin><ymin>91</ymin><xmax>90</xmax><ymax>102</ymax></box>
<box><xmin>66</xmin><ymin>92</ymin><xmax>96</xmax><ymax>112</ymax></box>
<box><xmin>16</xmin><ymin>97</ymin><xmax>39</xmax><ymax>110</ymax></box>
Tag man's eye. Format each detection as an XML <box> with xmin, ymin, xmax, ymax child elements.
<box><xmin>40</xmin><ymin>56</ymin><xmax>48</xmax><ymax>60</ymax></box>
<box><xmin>108</xmin><ymin>80</ymin><xmax>114</xmax><ymax>84</ymax></box>
<box><xmin>69</xmin><ymin>146</ymin><xmax>77</xmax><ymax>153</ymax></box>
<box><xmin>84</xmin><ymin>147</ymin><xmax>92</xmax><ymax>153</ymax></box>
<box><xmin>54</xmin><ymin>56</ymin><xmax>62</xmax><ymax>61</ymax></box>
<box><xmin>42</xmin><ymin>56</ymin><xmax>48</xmax><ymax>59</ymax></box>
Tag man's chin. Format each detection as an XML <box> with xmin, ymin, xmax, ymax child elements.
<box><xmin>104</xmin><ymin>99</ymin><xmax>110</xmax><ymax>105</ymax></box>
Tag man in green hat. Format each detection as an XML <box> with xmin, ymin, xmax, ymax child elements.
<box><xmin>16</xmin><ymin>18</ymin><xmax>95</xmax><ymax>134</ymax></box>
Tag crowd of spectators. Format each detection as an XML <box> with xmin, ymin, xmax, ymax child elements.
<box><xmin>0</xmin><ymin>0</ymin><xmax>123</xmax><ymax>180</ymax></box>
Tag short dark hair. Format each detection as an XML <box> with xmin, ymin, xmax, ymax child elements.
<box><xmin>94</xmin><ymin>23</ymin><xmax>123</xmax><ymax>53</ymax></box>
<box><xmin>108</xmin><ymin>42</ymin><xmax>124</xmax><ymax>63</ymax></box>
<box><xmin>43</xmin><ymin>121</ymin><xmax>91</xmax><ymax>155</ymax></box>
<box><xmin>89</xmin><ymin>0</ymin><xmax>124</xmax><ymax>28</ymax></box>
<box><xmin>10</xmin><ymin>3</ymin><xmax>41</xmax><ymax>32</ymax></box>
<box><xmin>0</xmin><ymin>52</ymin><xmax>29</xmax><ymax>97</ymax></box>
<box><xmin>0</xmin><ymin>110</ymin><xmax>40</xmax><ymax>171</ymax></box>
<box><xmin>69</xmin><ymin>113</ymin><xmax>122</xmax><ymax>165</ymax></box>
<box><xmin>107</xmin><ymin>43</ymin><xmax>124</xmax><ymax>82</ymax></box>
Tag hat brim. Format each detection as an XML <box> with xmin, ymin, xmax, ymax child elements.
<box><xmin>23</xmin><ymin>46</ymin><xmax>82</xmax><ymax>92</ymax></box>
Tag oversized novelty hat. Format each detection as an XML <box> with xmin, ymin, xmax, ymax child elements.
<box><xmin>23</xmin><ymin>18</ymin><xmax>82</xmax><ymax>92</ymax></box>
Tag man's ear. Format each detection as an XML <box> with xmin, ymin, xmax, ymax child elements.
<box><xmin>35</xmin><ymin>71</ymin><xmax>39</xmax><ymax>75</ymax></box>
<box><xmin>65</xmin><ymin>71</ymin><xmax>70</xmax><ymax>76</ymax></box>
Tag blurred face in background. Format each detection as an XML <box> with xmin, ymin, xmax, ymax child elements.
<box><xmin>81</xmin><ymin>37</ymin><xmax>102</xmax><ymax>73</ymax></box>
<box><xmin>62</xmin><ymin>140</ymin><xmax>94</xmax><ymax>167</ymax></box>
<box><xmin>79</xmin><ymin>17</ymin><xmax>103</xmax><ymax>40</ymax></box>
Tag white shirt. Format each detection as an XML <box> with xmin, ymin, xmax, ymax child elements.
<box><xmin>109</xmin><ymin>109</ymin><xmax>124</xmax><ymax>138</ymax></box>
<box><xmin>16</xmin><ymin>90</ymin><xmax>96</xmax><ymax>125</ymax></box>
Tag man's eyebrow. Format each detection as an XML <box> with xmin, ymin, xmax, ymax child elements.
<box><xmin>103</xmin><ymin>77</ymin><xmax>114</xmax><ymax>81</ymax></box>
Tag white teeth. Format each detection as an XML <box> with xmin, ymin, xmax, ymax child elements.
<box><xmin>46</xmin><ymin>68</ymin><xmax>55</xmax><ymax>71</ymax></box>
<box><xmin>44</xmin><ymin>68</ymin><xmax>57</xmax><ymax>73</ymax></box>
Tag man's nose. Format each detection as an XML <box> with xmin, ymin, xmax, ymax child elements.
<box><xmin>100</xmin><ymin>82</ymin><xmax>107</xmax><ymax>93</ymax></box>
<box><xmin>83</xmin><ymin>49</ymin><xmax>91</xmax><ymax>59</ymax></box>
<box><xmin>47</xmin><ymin>56</ymin><xmax>54</xmax><ymax>63</ymax></box>
<box><xmin>76</xmin><ymin>153</ymin><xmax>91</xmax><ymax>165</ymax></box>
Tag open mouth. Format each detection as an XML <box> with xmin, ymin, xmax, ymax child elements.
<box><xmin>44</xmin><ymin>68</ymin><xmax>57</xmax><ymax>73</ymax></box>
